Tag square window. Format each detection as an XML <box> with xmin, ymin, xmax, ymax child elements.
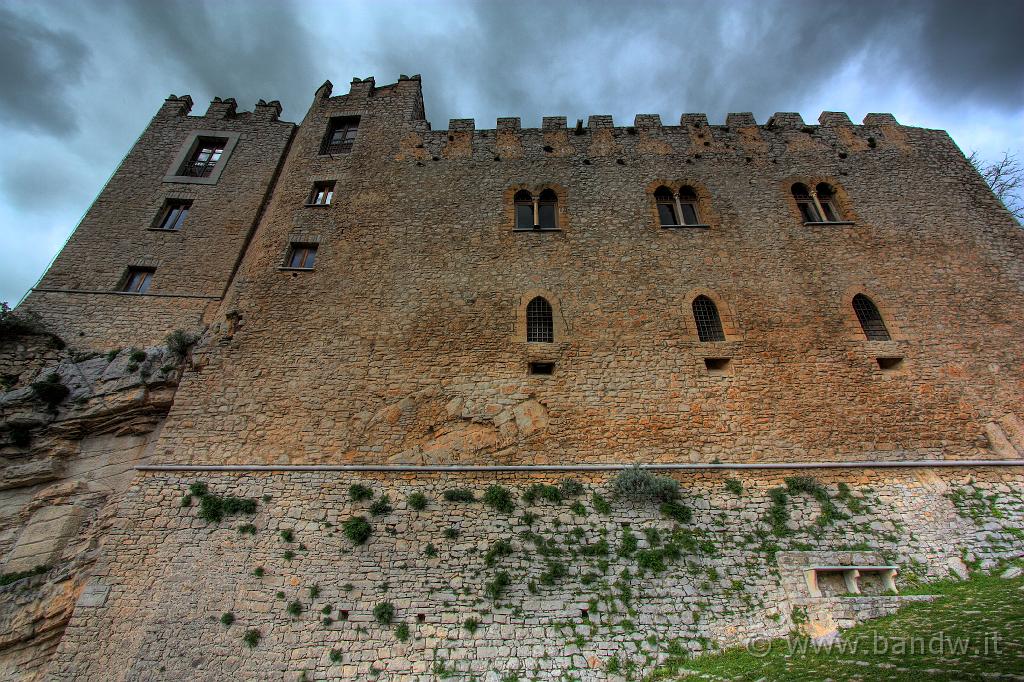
<box><xmin>703</xmin><ymin>357</ymin><xmax>733</xmax><ymax>375</ymax></box>
<box><xmin>308</xmin><ymin>181</ymin><xmax>335</xmax><ymax>206</ymax></box>
<box><xmin>321</xmin><ymin>116</ymin><xmax>360</xmax><ymax>154</ymax></box>
<box><xmin>286</xmin><ymin>243</ymin><xmax>317</xmax><ymax>269</ymax></box>
<box><xmin>876</xmin><ymin>357</ymin><xmax>904</xmax><ymax>372</ymax></box>
<box><xmin>121</xmin><ymin>267</ymin><xmax>154</xmax><ymax>293</ymax></box>
<box><xmin>528</xmin><ymin>361</ymin><xmax>555</xmax><ymax>375</ymax></box>
<box><xmin>181</xmin><ymin>137</ymin><xmax>227</xmax><ymax>177</ymax></box>
<box><xmin>155</xmin><ymin>199</ymin><xmax>192</xmax><ymax>230</ymax></box>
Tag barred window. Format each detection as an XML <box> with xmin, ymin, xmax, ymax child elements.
<box><xmin>792</xmin><ymin>183</ymin><xmax>821</xmax><ymax>223</ymax></box>
<box><xmin>181</xmin><ymin>138</ymin><xmax>226</xmax><ymax>178</ymax></box>
<box><xmin>526</xmin><ymin>296</ymin><xmax>554</xmax><ymax>342</ymax></box>
<box><xmin>321</xmin><ymin>116</ymin><xmax>360</xmax><ymax>154</ymax></box>
<box><xmin>852</xmin><ymin>294</ymin><xmax>891</xmax><ymax>340</ymax></box>
<box><xmin>515</xmin><ymin>190</ymin><xmax>533</xmax><ymax>229</ymax></box>
<box><xmin>692</xmin><ymin>295</ymin><xmax>726</xmax><ymax>342</ymax></box>
<box><xmin>654</xmin><ymin>186</ymin><xmax>678</xmax><ymax>226</ymax></box>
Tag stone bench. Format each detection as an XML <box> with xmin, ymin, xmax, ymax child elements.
<box><xmin>804</xmin><ymin>565</ymin><xmax>898</xmax><ymax>597</ymax></box>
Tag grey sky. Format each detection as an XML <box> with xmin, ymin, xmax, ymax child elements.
<box><xmin>2</xmin><ymin>0</ymin><xmax>1022</xmax><ymax>304</ymax></box>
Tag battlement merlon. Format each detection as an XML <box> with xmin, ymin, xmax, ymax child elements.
<box><xmin>155</xmin><ymin>94</ymin><xmax>285</xmax><ymax>123</ymax></box>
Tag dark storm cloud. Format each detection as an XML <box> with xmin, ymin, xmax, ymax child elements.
<box><xmin>114</xmin><ymin>0</ymin><xmax>320</xmax><ymax>119</ymax></box>
<box><xmin>0</xmin><ymin>7</ymin><xmax>90</xmax><ymax>135</ymax></box>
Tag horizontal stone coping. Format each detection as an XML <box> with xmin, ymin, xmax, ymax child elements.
<box><xmin>31</xmin><ymin>288</ymin><xmax>221</xmax><ymax>300</ymax></box>
<box><xmin>808</xmin><ymin>566</ymin><xmax>897</xmax><ymax>572</ymax></box>
<box><xmin>135</xmin><ymin>459</ymin><xmax>1024</xmax><ymax>473</ymax></box>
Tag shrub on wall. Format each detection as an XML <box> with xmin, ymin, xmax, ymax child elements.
<box><xmin>373</xmin><ymin>602</ymin><xmax>394</xmax><ymax>625</ymax></box>
<box><xmin>614</xmin><ymin>466</ymin><xmax>680</xmax><ymax>503</ymax></box>
<box><xmin>343</xmin><ymin>516</ymin><xmax>372</xmax><ymax>544</ymax></box>
<box><xmin>443</xmin><ymin>488</ymin><xmax>476</xmax><ymax>503</ymax></box>
<box><xmin>30</xmin><ymin>373</ymin><xmax>69</xmax><ymax>409</ymax></box>
<box><xmin>482</xmin><ymin>485</ymin><xmax>515</xmax><ymax>513</ymax></box>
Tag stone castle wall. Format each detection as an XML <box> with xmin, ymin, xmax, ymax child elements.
<box><xmin>46</xmin><ymin>466</ymin><xmax>1024</xmax><ymax>680</ymax></box>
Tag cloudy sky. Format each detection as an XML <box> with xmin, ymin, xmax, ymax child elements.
<box><xmin>2</xmin><ymin>0</ymin><xmax>1022</xmax><ymax>304</ymax></box>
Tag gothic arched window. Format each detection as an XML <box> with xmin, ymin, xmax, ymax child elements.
<box><xmin>792</xmin><ymin>183</ymin><xmax>821</xmax><ymax>223</ymax></box>
<box><xmin>538</xmin><ymin>189</ymin><xmax>558</xmax><ymax>230</ymax></box>
<box><xmin>816</xmin><ymin>183</ymin><xmax>841</xmax><ymax>222</ymax></box>
<box><xmin>678</xmin><ymin>186</ymin><xmax>700</xmax><ymax>225</ymax></box>
<box><xmin>526</xmin><ymin>296</ymin><xmax>554</xmax><ymax>342</ymax></box>
<box><xmin>852</xmin><ymin>294</ymin><xmax>891</xmax><ymax>340</ymax></box>
<box><xmin>654</xmin><ymin>186</ymin><xmax>678</xmax><ymax>226</ymax></box>
<box><xmin>692</xmin><ymin>296</ymin><xmax>726</xmax><ymax>342</ymax></box>
<box><xmin>514</xmin><ymin>190</ymin><xmax>534</xmax><ymax>230</ymax></box>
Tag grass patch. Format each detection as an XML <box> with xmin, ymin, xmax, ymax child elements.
<box><xmin>485</xmin><ymin>571</ymin><xmax>511</xmax><ymax>599</ymax></box>
<box><xmin>343</xmin><ymin>516</ymin><xmax>372</xmax><ymax>544</ymax></box>
<box><xmin>443</xmin><ymin>488</ymin><xmax>476</xmax><ymax>503</ymax></box>
<box><xmin>373</xmin><ymin>602</ymin><xmax>394</xmax><ymax>625</ymax></box>
<box><xmin>395</xmin><ymin>622</ymin><xmax>410</xmax><ymax>641</ymax></box>
<box><xmin>484</xmin><ymin>539</ymin><xmax>514</xmax><ymax>566</ymax></box>
<box><xmin>369</xmin><ymin>495</ymin><xmax>393</xmax><ymax>516</ymax></box>
<box><xmin>349</xmin><ymin>484</ymin><xmax>373</xmax><ymax>502</ymax></box>
<box><xmin>522</xmin><ymin>483</ymin><xmax>562</xmax><ymax>505</ymax></box>
<box><xmin>408</xmin><ymin>492</ymin><xmax>428</xmax><ymax>511</ymax></box>
<box><xmin>482</xmin><ymin>484</ymin><xmax>516</xmax><ymax>513</ymax></box>
<box><xmin>242</xmin><ymin>629</ymin><xmax>261</xmax><ymax>648</ymax></box>
<box><xmin>0</xmin><ymin>565</ymin><xmax>48</xmax><ymax>586</ymax></box>
<box><xmin>591</xmin><ymin>492</ymin><xmax>612</xmax><ymax>515</ymax></box>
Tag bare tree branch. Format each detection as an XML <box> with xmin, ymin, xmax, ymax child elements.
<box><xmin>968</xmin><ymin>150</ymin><xmax>1024</xmax><ymax>223</ymax></box>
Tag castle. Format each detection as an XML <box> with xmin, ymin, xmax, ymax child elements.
<box><xmin>1</xmin><ymin>74</ymin><xmax>1022</xmax><ymax>680</ymax></box>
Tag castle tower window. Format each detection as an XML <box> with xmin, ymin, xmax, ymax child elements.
<box><xmin>692</xmin><ymin>295</ymin><xmax>726</xmax><ymax>342</ymax></box>
<box><xmin>308</xmin><ymin>181</ymin><xmax>335</xmax><ymax>206</ymax></box>
<box><xmin>538</xmin><ymin>189</ymin><xmax>558</xmax><ymax>230</ymax></box>
<box><xmin>155</xmin><ymin>199</ymin><xmax>192</xmax><ymax>231</ymax></box>
<box><xmin>655</xmin><ymin>186</ymin><xmax>679</xmax><ymax>226</ymax></box>
<box><xmin>816</xmin><ymin>183</ymin><xmax>841</xmax><ymax>222</ymax></box>
<box><xmin>121</xmin><ymin>267</ymin><xmax>154</xmax><ymax>294</ymax></box>
<box><xmin>286</xmin><ymin>243</ymin><xmax>318</xmax><ymax>269</ymax></box>
<box><xmin>526</xmin><ymin>296</ymin><xmax>554</xmax><ymax>342</ymax></box>
<box><xmin>321</xmin><ymin>116</ymin><xmax>360</xmax><ymax>154</ymax></box>
<box><xmin>792</xmin><ymin>183</ymin><xmax>821</xmax><ymax>223</ymax></box>
<box><xmin>182</xmin><ymin>138</ymin><xmax>227</xmax><ymax>178</ymax></box>
<box><xmin>514</xmin><ymin>190</ymin><xmax>534</xmax><ymax>229</ymax></box>
<box><xmin>852</xmin><ymin>294</ymin><xmax>891</xmax><ymax>341</ymax></box>
<box><xmin>678</xmin><ymin>186</ymin><xmax>701</xmax><ymax>225</ymax></box>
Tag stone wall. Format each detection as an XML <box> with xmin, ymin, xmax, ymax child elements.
<box><xmin>46</xmin><ymin>466</ymin><xmax>1024</xmax><ymax>680</ymax></box>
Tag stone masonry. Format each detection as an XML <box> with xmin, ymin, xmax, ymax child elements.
<box><xmin>2</xmin><ymin>73</ymin><xmax>1024</xmax><ymax>679</ymax></box>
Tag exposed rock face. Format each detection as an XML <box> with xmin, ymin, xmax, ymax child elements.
<box><xmin>0</xmin><ymin>332</ymin><xmax>191</xmax><ymax>679</ymax></box>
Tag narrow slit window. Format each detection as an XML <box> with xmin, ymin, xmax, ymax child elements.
<box><xmin>182</xmin><ymin>137</ymin><xmax>227</xmax><ymax>178</ymax></box>
<box><xmin>528</xmin><ymin>361</ymin><xmax>555</xmax><ymax>375</ymax></box>
<box><xmin>655</xmin><ymin>186</ymin><xmax>678</xmax><ymax>226</ymax></box>
<box><xmin>853</xmin><ymin>294</ymin><xmax>891</xmax><ymax>340</ymax></box>
<box><xmin>526</xmin><ymin>297</ymin><xmax>554</xmax><ymax>343</ymax></box>
<box><xmin>538</xmin><ymin>189</ymin><xmax>558</xmax><ymax>230</ymax></box>
<box><xmin>156</xmin><ymin>199</ymin><xmax>192</xmax><ymax>230</ymax></box>
<box><xmin>121</xmin><ymin>267</ymin><xmax>154</xmax><ymax>293</ymax></box>
<box><xmin>692</xmin><ymin>296</ymin><xmax>726</xmax><ymax>342</ymax></box>
<box><xmin>792</xmin><ymin>183</ymin><xmax>821</xmax><ymax>223</ymax></box>
<box><xmin>514</xmin><ymin>190</ymin><xmax>533</xmax><ymax>229</ymax></box>
<box><xmin>309</xmin><ymin>181</ymin><xmax>335</xmax><ymax>206</ymax></box>
<box><xmin>679</xmin><ymin>186</ymin><xmax>700</xmax><ymax>225</ymax></box>
<box><xmin>321</xmin><ymin>116</ymin><xmax>360</xmax><ymax>154</ymax></box>
<box><xmin>287</xmin><ymin>243</ymin><xmax>318</xmax><ymax>269</ymax></box>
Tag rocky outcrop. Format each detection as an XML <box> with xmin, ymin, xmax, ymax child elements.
<box><xmin>0</xmin><ymin>332</ymin><xmax>194</xmax><ymax>680</ymax></box>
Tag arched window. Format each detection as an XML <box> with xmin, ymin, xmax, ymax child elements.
<box><xmin>655</xmin><ymin>186</ymin><xmax>678</xmax><ymax>226</ymax></box>
<box><xmin>816</xmin><ymin>183</ymin><xmax>840</xmax><ymax>222</ymax></box>
<box><xmin>852</xmin><ymin>294</ymin><xmax>891</xmax><ymax>341</ymax></box>
<box><xmin>526</xmin><ymin>297</ymin><xmax>554</xmax><ymax>342</ymax></box>
<box><xmin>514</xmin><ymin>190</ymin><xmax>533</xmax><ymax>230</ymax></box>
<box><xmin>678</xmin><ymin>186</ymin><xmax>700</xmax><ymax>225</ymax></box>
<box><xmin>538</xmin><ymin>189</ymin><xmax>558</xmax><ymax>230</ymax></box>
<box><xmin>692</xmin><ymin>296</ymin><xmax>726</xmax><ymax>342</ymax></box>
<box><xmin>792</xmin><ymin>183</ymin><xmax>821</xmax><ymax>223</ymax></box>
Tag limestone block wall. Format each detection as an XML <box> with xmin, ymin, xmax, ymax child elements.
<box><xmin>46</xmin><ymin>466</ymin><xmax>1024</xmax><ymax>680</ymax></box>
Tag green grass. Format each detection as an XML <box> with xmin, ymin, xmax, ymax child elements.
<box><xmin>651</xmin><ymin>570</ymin><xmax>1024</xmax><ymax>681</ymax></box>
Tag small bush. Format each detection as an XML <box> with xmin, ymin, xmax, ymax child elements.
<box><xmin>242</xmin><ymin>629</ymin><xmax>261</xmax><ymax>648</ymax></box>
<box><xmin>180</xmin><ymin>494</ymin><xmax>192</xmax><ymax>507</ymax></box>
<box><xmin>636</xmin><ymin>549</ymin><xmax>668</xmax><ymax>573</ymax></box>
<box><xmin>484</xmin><ymin>539</ymin><xmax>514</xmax><ymax>566</ymax></box>
<box><xmin>560</xmin><ymin>478</ymin><xmax>585</xmax><ymax>497</ymax></box>
<box><xmin>220</xmin><ymin>612</ymin><xmax>235</xmax><ymax>626</ymax></box>
<box><xmin>283</xmin><ymin>550</ymin><xmax>296</xmax><ymax>561</ymax></box>
<box><xmin>395</xmin><ymin>622</ymin><xmax>410</xmax><ymax>641</ymax></box>
<box><xmin>0</xmin><ymin>564</ymin><xmax>48</xmax><ymax>586</ymax></box>
<box><xmin>329</xmin><ymin>649</ymin><xmax>343</xmax><ymax>663</ymax></box>
<box><xmin>443</xmin><ymin>527</ymin><xmax>460</xmax><ymax>540</ymax></box>
<box><xmin>349</xmin><ymin>484</ymin><xmax>373</xmax><ymax>502</ymax></box>
<box><xmin>570</xmin><ymin>501</ymin><xmax>586</xmax><ymax>515</ymax></box>
<box><xmin>522</xmin><ymin>483</ymin><xmax>561</xmax><ymax>505</ymax></box>
<box><xmin>252</xmin><ymin>566</ymin><xmax>265</xmax><ymax>578</ymax></box>
<box><xmin>539</xmin><ymin>560</ymin><xmax>568</xmax><ymax>585</ymax></box>
<box><xmin>369</xmin><ymin>495</ymin><xmax>393</xmax><ymax>516</ymax></box>
<box><xmin>618</xmin><ymin>528</ymin><xmax>638</xmax><ymax>557</ymax></box>
<box><xmin>0</xmin><ymin>302</ymin><xmax>43</xmax><ymax>338</ymax></box>
<box><xmin>128</xmin><ymin>348</ymin><xmax>147</xmax><ymax>363</ymax></box>
<box><xmin>309</xmin><ymin>585</ymin><xmax>320</xmax><ymax>599</ymax></box>
<box><xmin>613</xmin><ymin>466</ymin><xmax>679</xmax><ymax>502</ymax></box>
<box><xmin>198</xmin><ymin>494</ymin><xmax>257</xmax><ymax>523</ymax></box>
<box><xmin>485</xmin><ymin>571</ymin><xmax>511</xmax><ymax>599</ymax></box>
<box><xmin>463</xmin><ymin>617</ymin><xmax>479</xmax><ymax>633</ymax></box>
<box><xmin>581</xmin><ymin>538</ymin><xmax>609</xmax><ymax>557</ymax></box>
<box><xmin>287</xmin><ymin>600</ymin><xmax>303</xmax><ymax>617</ymax></box>
<box><xmin>189</xmin><ymin>482</ymin><xmax>209</xmax><ymax>497</ymax></box>
<box><xmin>408</xmin><ymin>492</ymin><xmax>428</xmax><ymax>511</ymax></box>
<box><xmin>724</xmin><ymin>478</ymin><xmax>744</xmax><ymax>495</ymax></box>
<box><xmin>591</xmin><ymin>493</ymin><xmax>611</xmax><ymax>515</ymax></box>
<box><xmin>659</xmin><ymin>500</ymin><xmax>692</xmax><ymax>524</ymax></box>
<box><xmin>280</xmin><ymin>529</ymin><xmax>294</xmax><ymax>542</ymax></box>
<box><xmin>425</xmin><ymin>543</ymin><xmax>438</xmax><ymax>557</ymax></box>
<box><xmin>343</xmin><ymin>516</ymin><xmax>372</xmax><ymax>544</ymax></box>
<box><xmin>30</xmin><ymin>373</ymin><xmax>69</xmax><ymax>408</ymax></box>
<box><xmin>165</xmin><ymin>329</ymin><xmax>198</xmax><ymax>358</ymax></box>
<box><xmin>373</xmin><ymin>602</ymin><xmax>394</xmax><ymax>625</ymax></box>
<box><xmin>443</xmin><ymin>488</ymin><xmax>476</xmax><ymax>503</ymax></box>
<box><xmin>237</xmin><ymin>524</ymin><xmax>256</xmax><ymax>535</ymax></box>
<box><xmin>482</xmin><ymin>485</ymin><xmax>515</xmax><ymax>513</ymax></box>
<box><xmin>521</xmin><ymin>512</ymin><xmax>537</xmax><ymax>526</ymax></box>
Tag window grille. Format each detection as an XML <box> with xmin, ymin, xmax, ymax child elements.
<box><xmin>692</xmin><ymin>296</ymin><xmax>726</xmax><ymax>342</ymax></box>
<box><xmin>526</xmin><ymin>297</ymin><xmax>554</xmax><ymax>342</ymax></box>
<box><xmin>182</xmin><ymin>138</ymin><xmax>226</xmax><ymax>177</ymax></box>
<box><xmin>156</xmin><ymin>200</ymin><xmax>192</xmax><ymax>230</ymax></box>
<box><xmin>321</xmin><ymin>117</ymin><xmax>360</xmax><ymax>154</ymax></box>
<box><xmin>853</xmin><ymin>294</ymin><xmax>891</xmax><ymax>340</ymax></box>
